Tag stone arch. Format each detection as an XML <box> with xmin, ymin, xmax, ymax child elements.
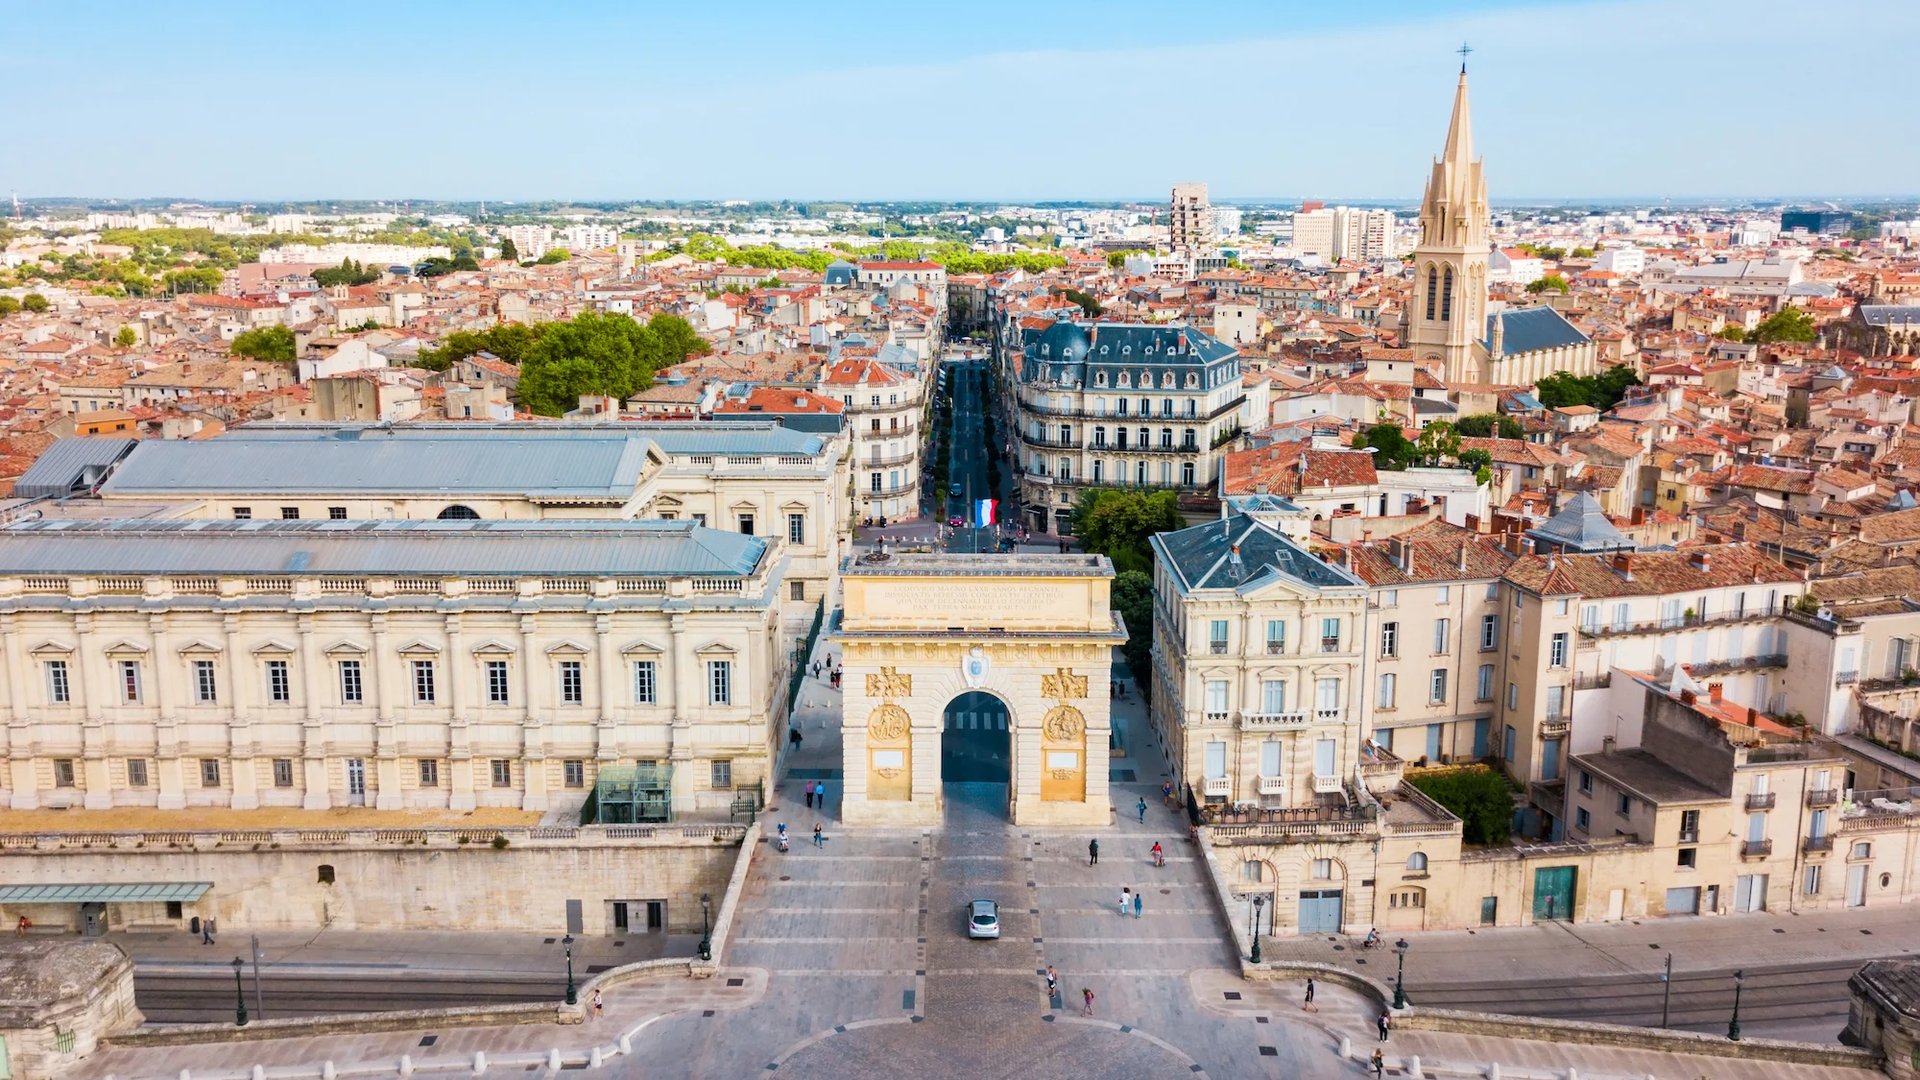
<box><xmin>437</xmin><ymin>504</ymin><xmax>481</xmax><ymax>520</ymax></box>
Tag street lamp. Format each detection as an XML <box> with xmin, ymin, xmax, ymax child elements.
<box><xmin>698</xmin><ymin>893</ymin><xmax>713</xmax><ymax>961</ymax></box>
<box><xmin>1392</xmin><ymin>938</ymin><xmax>1411</xmax><ymax>1009</ymax></box>
<box><xmin>1248</xmin><ymin>895</ymin><xmax>1266</xmax><ymax>964</ymax></box>
<box><xmin>1660</xmin><ymin>952</ymin><xmax>1673</xmax><ymax>1029</ymax></box>
<box><xmin>1727</xmin><ymin>969</ymin><xmax>1746</xmax><ymax>1041</ymax></box>
<box><xmin>562</xmin><ymin>934</ymin><xmax>577</xmax><ymax>1006</ymax></box>
<box><xmin>231</xmin><ymin>956</ymin><xmax>248</xmax><ymax>1027</ymax></box>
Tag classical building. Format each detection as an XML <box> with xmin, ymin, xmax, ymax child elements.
<box><xmin>834</xmin><ymin>552</ymin><xmax>1124</xmax><ymax>827</ymax></box>
<box><xmin>820</xmin><ymin>356</ymin><xmax>925</xmax><ymax>523</ymax></box>
<box><xmin>78</xmin><ymin>421</ymin><xmax>847</xmax><ymax>636</ymax></box>
<box><xmin>1012</xmin><ymin>321</ymin><xmax>1246</xmax><ymax>535</ymax></box>
<box><xmin>0</xmin><ymin>519</ymin><xmax>788</xmax><ymax>817</ymax></box>
<box><xmin>1404</xmin><ymin>66</ymin><xmax>1595</xmax><ymax>386</ymax></box>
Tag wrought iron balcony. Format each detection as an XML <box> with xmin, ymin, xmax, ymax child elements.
<box><xmin>1741</xmin><ymin>839</ymin><xmax>1773</xmax><ymax>859</ymax></box>
<box><xmin>1803</xmin><ymin>835</ymin><xmax>1834</xmax><ymax>854</ymax></box>
<box><xmin>1745</xmin><ymin>792</ymin><xmax>1777</xmax><ymax>811</ymax></box>
<box><xmin>1807</xmin><ymin>788</ymin><xmax>1839</xmax><ymax>808</ymax></box>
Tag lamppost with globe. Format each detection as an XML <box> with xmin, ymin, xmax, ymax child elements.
<box><xmin>1392</xmin><ymin>938</ymin><xmax>1411</xmax><ymax>1009</ymax></box>
<box><xmin>562</xmin><ymin>934</ymin><xmax>577</xmax><ymax>1006</ymax></box>
<box><xmin>1247</xmin><ymin>895</ymin><xmax>1266</xmax><ymax>964</ymax></box>
<box><xmin>1727</xmin><ymin>969</ymin><xmax>1746</xmax><ymax>1041</ymax></box>
<box><xmin>231</xmin><ymin>956</ymin><xmax>248</xmax><ymax>1026</ymax></box>
<box><xmin>698</xmin><ymin>893</ymin><xmax>713</xmax><ymax>961</ymax></box>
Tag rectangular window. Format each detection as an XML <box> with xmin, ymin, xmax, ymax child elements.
<box><xmin>790</xmin><ymin>580</ymin><xmax>805</xmax><ymax>601</ymax></box>
<box><xmin>273</xmin><ymin>758</ymin><xmax>294</xmax><ymax>787</ymax></box>
<box><xmin>737</xmin><ymin>514</ymin><xmax>755</xmax><ymax>536</ymax></box>
<box><xmin>1575</xmin><ymin>807</ymin><xmax>1591</xmax><ymax>832</ymax></box>
<box><xmin>411</xmin><ymin>660</ymin><xmax>436</xmax><ymax>704</ymax></box>
<box><xmin>632</xmin><ymin>660</ymin><xmax>657</xmax><ymax>704</ymax></box>
<box><xmin>1578</xmin><ymin>769</ymin><xmax>1593</xmax><ymax>794</ymax></box>
<box><xmin>708</xmin><ymin>660</ymin><xmax>732</xmax><ymax>705</ymax></box>
<box><xmin>491</xmin><ymin>759</ymin><xmax>512</xmax><ymax>788</ymax></box>
<box><xmin>1381</xmin><ymin>589</ymin><xmax>1398</xmax><ymax>608</ymax></box>
<box><xmin>711</xmin><ymin>759</ymin><xmax>733</xmax><ymax>789</ymax></box>
<box><xmin>564</xmin><ymin>759</ymin><xmax>586</xmax><ymax>788</ymax></box>
<box><xmin>45</xmin><ymin>660</ymin><xmax>70</xmax><ymax>704</ymax></box>
<box><xmin>486</xmin><ymin>660</ymin><xmax>510</xmax><ymax>704</ymax></box>
<box><xmin>119</xmin><ymin>660</ymin><xmax>142</xmax><ymax>703</ymax></box>
<box><xmin>1316</xmin><ymin>678</ymin><xmax>1340</xmax><ymax>712</ymax></box>
<box><xmin>1312</xmin><ymin>858</ymin><xmax>1332</xmax><ymax>880</ymax></box>
<box><xmin>1204</xmin><ymin>740</ymin><xmax>1228</xmax><ymax>778</ymax></box>
<box><xmin>1380</xmin><ymin>621</ymin><xmax>1399</xmax><ymax>658</ymax></box>
<box><xmin>200</xmin><ymin>759</ymin><xmax>221</xmax><ymax>787</ymax></box>
<box><xmin>1481</xmin><ymin>615</ymin><xmax>1499</xmax><ymax>650</ymax></box>
<box><xmin>1260</xmin><ymin>679</ymin><xmax>1287</xmax><ymax>713</ymax></box>
<box><xmin>233</xmin><ymin>506</ymin><xmax>252</xmax><ymax>520</ymax></box>
<box><xmin>1265</xmin><ymin>620</ymin><xmax>1286</xmax><ymax>653</ymax></box>
<box><xmin>1555</xmin><ymin>598</ymin><xmax>1570</xmax><ymax>616</ymax></box>
<box><xmin>193</xmin><ymin>659</ymin><xmax>217</xmax><ymax>703</ymax></box>
<box><xmin>1321</xmin><ymin>617</ymin><xmax>1341</xmax><ymax>652</ymax></box>
<box><xmin>1260</xmin><ymin>739</ymin><xmax>1283</xmax><ymax>777</ymax></box>
<box><xmin>1680</xmin><ymin>809</ymin><xmax>1701</xmax><ymax>842</ymax></box>
<box><xmin>1804</xmin><ymin>864</ymin><xmax>1821</xmax><ymax>896</ymax></box>
<box><xmin>419</xmin><ymin>759</ymin><xmax>440</xmax><ymax>786</ymax></box>
<box><xmin>1507</xmin><ymin>681</ymin><xmax>1519</xmax><ymax>709</ymax></box>
<box><xmin>1546</xmin><ymin>685</ymin><xmax>1565</xmax><ymax>719</ymax></box>
<box><xmin>560</xmin><ymin>660</ymin><xmax>584</xmax><ymax>704</ymax></box>
<box><xmin>329</xmin><ymin>506</ymin><xmax>348</xmax><ymax>520</ymax></box>
<box><xmin>1430</xmin><ymin>668</ymin><xmax>1448</xmax><ymax>704</ymax></box>
<box><xmin>1678</xmin><ymin>847</ymin><xmax>1697</xmax><ymax>868</ymax></box>
<box><xmin>1581</xmin><ymin>605</ymin><xmax>1599</xmax><ymax>633</ymax></box>
<box><xmin>266</xmin><ymin>659</ymin><xmax>291</xmax><ymax>703</ymax></box>
<box><xmin>280</xmin><ymin>506</ymin><xmax>300</xmax><ymax>520</ymax></box>
<box><xmin>1432</xmin><ymin>618</ymin><xmax>1449</xmax><ymax>654</ymax></box>
<box><xmin>1476</xmin><ymin>663</ymin><xmax>1494</xmax><ymax>701</ymax></box>
<box><xmin>1550</xmin><ymin>633</ymin><xmax>1569</xmax><ymax>669</ymax></box>
<box><xmin>1376</xmin><ymin>672</ymin><xmax>1396</xmax><ymax>709</ymax></box>
<box><xmin>1209</xmin><ymin>619</ymin><xmax>1229</xmax><ymax>653</ymax></box>
<box><xmin>1314</xmin><ymin>738</ymin><xmax>1336</xmax><ymax>777</ymax></box>
<box><xmin>1205</xmin><ymin>680</ymin><xmax>1229</xmax><ymax>713</ymax></box>
<box><xmin>127</xmin><ymin>758</ymin><xmax>149</xmax><ymax>787</ymax></box>
<box><xmin>787</xmin><ymin>513</ymin><xmax>806</xmax><ymax>545</ymax></box>
<box><xmin>1436</xmin><ymin>585</ymin><xmax>1450</xmax><ymax>604</ymax></box>
<box><xmin>339</xmin><ymin>660</ymin><xmax>363</xmax><ymax>704</ymax></box>
<box><xmin>1617</xmin><ymin>792</ymin><xmax>1631</xmax><ymax>816</ymax></box>
<box><xmin>54</xmin><ymin>759</ymin><xmax>76</xmax><ymax>787</ymax></box>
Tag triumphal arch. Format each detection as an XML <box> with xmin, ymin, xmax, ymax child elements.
<box><xmin>833</xmin><ymin>552</ymin><xmax>1125</xmax><ymax>827</ymax></box>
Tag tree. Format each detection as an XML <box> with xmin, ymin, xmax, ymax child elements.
<box><xmin>500</xmin><ymin>238</ymin><xmax>520</xmax><ymax>262</ymax></box>
<box><xmin>1350</xmin><ymin>422</ymin><xmax>1417</xmax><ymax>471</ymax></box>
<box><xmin>1713</xmin><ymin>325</ymin><xmax>1747</xmax><ymax>342</ymax></box>
<box><xmin>1570</xmin><ymin>246</ymin><xmax>1595</xmax><ymax>259</ymax></box>
<box><xmin>21</xmin><ymin>293</ymin><xmax>49</xmax><ymax>313</ymax></box>
<box><xmin>1525</xmin><ymin>274</ymin><xmax>1570</xmax><ymax>295</ymax></box>
<box><xmin>1409</xmin><ymin>767</ymin><xmax>1516</xmax><ymax>845</ymax></box>
<box><xmin>1750</xmin><ymin>306</ymin><xmax>1816</xmax><ymax>344</ymax></box>
<box><xmin>1534</xmin><ymin>366</ymin><xmax>1641</xmax><ymax>411</ymax></box>
<box><xmin>162</xmin><ymin>267</ymin><xmax>223</xmax><ymax>294</ymax></box>
<box><xmin>0</xmin><ymin>296</ymin><xmax>19</xmax><ymax>317</ymax></box>
<box><xmin>1111</xmin><ymin>569</ymin><xmax>1155</xmax><ymax>687</ymax></box>
<box><xmin>313</xmin><ymin>258</ymin><xmax>379</xmax><ymax>288</ymax></box>
<box><xmin>1059</xmin><ymin>287</ymin><xmax>1102</xmax><ymax>318</ymax></box>
<box><xmin>229</xmin><ymin>324</ymin><xmax>295</xmax><ymax>363</ymax></box>
<box><xmin>514</xmin><ymin>311</ymin><xmax>707</xmax><ymax>416</ymax></box>
<box><xmin>1454</xmin><ymin>413</ymin><xmax>1522</xmax><ymax>439</ymax></box>
<box><xmin>1069</xmin><ymin>488</ymin><xmax>1184</xmax><ymax>575</ymax></box>
<box><xmin>114</xmin><ymin>326</ymin><xmax>137</xmax><ymax>349</ymax></box>
<box><xmin>1416</xmin><ymin>420</ymin><xmax>1460</xmax><ymax>466</ymax></box>
<box><xmin>535</xmin><ymin>248</ymin><xmax>571</xmax><ymax>265</ymax></box>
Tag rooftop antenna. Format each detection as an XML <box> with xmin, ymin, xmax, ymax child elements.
<box><xmin>1457</xmin><ymin>41</ymin><xmax>1473</xmax><ymax>73</ymax></box>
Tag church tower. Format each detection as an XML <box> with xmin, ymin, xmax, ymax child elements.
<box><xmin>1406</xmin><ymin>63</ymin><xmax>1491</xmax><ymax>384</ymax></box>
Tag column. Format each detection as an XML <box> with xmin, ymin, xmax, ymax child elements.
<box><xmin>593</xmin><ymin>614</ymin><xmax>621</xmax><ymax>763</ymax></box>
<box><xmin>222</xmin><ymin>615</ymin><xmax>256</xmax><ymax>810</ymax></box>
<box><xmin>514</xmin><ymin>613</ymin><xmax>544</xmax><ymax>811</ymax></box>
<box><xmin>1</xmin><ymin>615</ymin><xmax>32</xmax><ymax>808</ymax></box>
<box><xmin>440</xmin><ymin>613</ymin><xmax>468</xmax><ymax>811</ymax></box>
<box><xmin>667</xmin><ymin>614</ymin><xmax>697</xmax><ymax>817</ymax></box>
<box><xmin>75</xmin><ymin>614</ymin><xmax>115</xmax><ymax>809</ymax></box>
<box><xmin>149</xmin><ymin>615</ymin><xmax>186</xmax><ymax>810</ymax></box>
<box><xmin>296</xmin><ymin>614</ymin><xmax>330</xmax><ymax>808</ymax></box>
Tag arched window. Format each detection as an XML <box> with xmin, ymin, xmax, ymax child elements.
<box><xmin>1406</xmin><ymin>851</ymin><xmax>1429</xmax><ymax>872</ymax></box>
<box><xmin>1117</xmin><ymin>372</ymin><xmax>1131</xmax><ymax>388</ymax></box>
<box><xmin>1185</xmin><ymin>372</ymin><xmax>1199</xmax><ymax>388</ymax></box>
<box><xmin>1242</xmin><ymin>860</ymin><xmax>1264</xmax><ymax>882</ymax></box>
<box><xmin>1093</xmin><ymin>370</ymin><xmax>1107</xmax><ymax>387</ymax></box>
<box><xmin>1441</xmin><ymin>267</ymin><xmax>1454</xmax><ymax>322</ymax></box>
<box><xmin>438</xmin><ymin>504</ymin><xmax>481</xmax><ymax>520</ymax></box>
<box><xmin>1161</xmin><ymin>371</ymin><xmax>1175</xmax><ymax>389</ymax></box>
<box><xmin>1424</xmin><ymin>266</ymin><xmax>1438</xmax><ymax>321</ymax></box>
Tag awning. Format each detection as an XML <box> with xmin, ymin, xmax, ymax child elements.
<box><xmin>0</xmin><ymin>882</ymin><xmax>212</xmax><ymax>903</ymax></box>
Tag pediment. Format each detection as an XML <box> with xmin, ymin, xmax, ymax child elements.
<box><xmin>395</xmin><ymin>638</ymin><xmax>441</xmax><ymax>655</ymax></box>
<box><xmin>250</xmin><ymin>638</ymin><xmax>298</xmax><ymax>656</ymax></box>
<box><xmin>544</xmin><ymin>639</ymin><xmax>591</xmax><ymax>657</ymax></box>
<box><xmin>470</xmin><ymin>639</ymin><xmax>518</xmax><ymax>656</ymax></box>
<box><xmin>620</xmin><ymin>638</ymin><xmax>667</xmax><ymax>656</ymax></box>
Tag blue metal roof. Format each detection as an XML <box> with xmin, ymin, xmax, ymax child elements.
<box><xmin>217</xmin><ymin>421</ymin><xmax>824</xmax><ymax>457</ymax></box>
<box><xmin>1150</xmin><ymin>514</ymin><xmax>1363</xmax><ymax>594</ymax></box>
<box><xmin>1486</xmin><ymin>306</ymin><xmax>1591</xmax><ymax>355</ymax></box>
<box><xmin>13</xmin><ymin>437</ymin><xmax>139</xmax><ymax>499</ymax></box>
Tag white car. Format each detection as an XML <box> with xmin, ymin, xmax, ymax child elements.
<box><xmin>967</xmin><ymin>899</ymin><xmax>1000</xmax><ymax>940</ymax></box>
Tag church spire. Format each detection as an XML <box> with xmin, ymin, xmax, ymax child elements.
<box><xmin>1441</xmin><ymin>67</ymin><xmax>1474</xmax><ymax>172</ymax></box>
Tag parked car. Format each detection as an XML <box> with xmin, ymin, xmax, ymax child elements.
<box><xmin>967</xmin><ymin>899</ymin><xmax>1000</xmax><ymax>939</ymax></box>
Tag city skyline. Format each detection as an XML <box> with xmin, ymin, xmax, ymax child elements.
<box><xmin>6</xmin><ymin>0</ymin><xmax>1918</xmax><ymax>202</ymax></box>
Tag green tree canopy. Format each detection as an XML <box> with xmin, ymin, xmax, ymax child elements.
<box><xmin>1409</xmin><ymin>767</ymin><xmax>1516</xmax><ymax>844</ymax></box>
<box><xmin>114</xmin><ymin>326</ymin><xmax>138</xmax><ymax>348</ymax></box>
<box><xmin>1059</xmin><ymin>287</ymin><xmax>1102</xmax><ymax>318</ymax></box>
<box><xmin>229</xmin><ymin>324</ymin><xmax>295</xmax><ymax>363</ymax></box>
<box><xmin>417</xmin><ymin>253</ymin><xmax>481</xmax><ymax>278</ymax></box>
<box><xmin>1525</xmin><ymin>274</ymin><xmax>1570</xmax><ymax>295</ymax></box>
<box><xmin>1712</xmin><ymin>324</ymin><xmax>1747</xmax><ymax>342</ymax></box>
<box><xmin>1454</xmin><ymin>413</ymin><xmax>1523</xmax><ymax>439</ymax></box>
<box><xmin>499</xmin><ymin>238</ymin><xmax>519</xmax><ymax>262</ymax></box>
<box><xmin>1750</xmin><ymin>306</ymin><xmax>1816</xmax><ymax>344</ymax></box>
<box><xmin>0</xmin><ymin>296</ymin><xmax>20</xmax><ymax>317</ymax></box>
<box><xmin>21</xmin><ymin>293</ymin><xmax>49</xmax><ymax>313</ymax></box>
<box><xmin>313</xmin><ymin>258</ymin><xmax>380</xmax><ymax>288</ymax></box>
<box><xmin>535</xmin><ymin>248</ymin><xmax>571</xmax><ymax>265</ymax></box>
<box><xmin>514</xmin><ymin>312</ymin><xmax>708</xmax><ymax>416</ymax></box>
<box><xmin>1110</xmin><ymin>569</ymin><xmax>1155</xmax><ymax>685</ymax></box>
<box><xmin>1534</xmin><ymin>365</ymin><xmax>1642</xmax><ymax>411</ymax></box>
<box><xmin>1350</xmin><ymin>422</ymin><xmax>1417</xmax><ymax>471</ymax></box>
<box><xmin>162</xmin><ymin>267</ymin><xmax>223</xmax><ymax>294</ymax></box>
<box><xmin>1068</xmin><ymin>488</ymin><xmax>1184</xmax><ymax>576</ymax></box>
<box><xmin>1416</xmin><ymin>420</ymin><xmax>1461</xmax><ymax>466</ymax></box>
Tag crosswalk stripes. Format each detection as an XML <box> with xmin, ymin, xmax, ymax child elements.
<box><xmin>943</xmin><ymin>710</ymin><xmax>1009</xmax><ymax>731</ymax></box>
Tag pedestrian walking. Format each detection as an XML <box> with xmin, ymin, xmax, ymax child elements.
<box><xmin>1045</xmin><ymin>965</ymin><xmax>1058</xmax><ymax>998</ymax></box>
<box><xmin>1088</xmin><ymin>838</ymin><xmax>1099</xmax><ymax>865</ymax></box>
<box><xmin>804</xmin><ymin>780</ymin><xmax>816</xmax><ymax>808</ymax></box>
<box><xmin>1136</xmin><ymin>797</ymin><xmax>1147</xmax><ymax>823</ymax></box>
<box><xmin>591</xmin><ymin>988</ymin><xmax>604</xmax><ymax>1017</ymax></box>
<box><xmin>1377</xmin><ymin>1011</ymin><xmax>1391</xmax><ymax>1042</ymax></box>
<box><xmin>788</xmin><ymin>727</ymin><xmax>802</xmax><ymax>751</ymax></box>
<box><xmin>1119</xmin><ymin>887</ymin><xmax>1130</xmax><ymax>916</ymax></box>
<box><xmin>1132</xmin><ymin>891</ymin><xmax>1142</xmax><ymax>919</ymax></box>
<box><xmin>1370</xmin><ymin>1049</ymin><xmax>1384</xmax><ymax>1078</ymax></box>
<box><xmin>812</xmin><ymin>660</ymin><xmax>820</xmax><ymax>679</ymax></box>
<box><xmin>813</xmin><ymin>823</ymin><xmax>824</xmax><ymax>848</ymax></box>
<box><xmin>1303</xmin><ymin>977</ymin><xmax>1316</xmax><ymax>1008</ymax></box>
<box><xmin>817</xmin><ymin>781</ymin><xmax>829</xmax><ymax>809</ymax></box>
<box><xmin>203</xmin><ymin>918</ymin><xmax>216</xmax><ymax>945</ymax></box>
<box><xmin>1081</xmin><ymin>988</ymin><xmax>1095</xmax><ymax>1016</ymax></box>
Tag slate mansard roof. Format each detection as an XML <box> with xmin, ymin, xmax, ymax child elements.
<box><xmin>0</xmin><ymin>519</ymin><xmax>768</xmax><ymax>579</ymax></box>
<box><xmin>1151</xmin><ymin>514</ymin><xmax>1365</xmax><ymax>595</ymax></box>
<box><xmin>1021</xmin><ymin>321</ymin><xmax>1239</xmax><ymax>387</ymax></box>
<box><xmin>1486</xmin><ymin>306</ymin><xmax>1592</xmax><ymax>355</ymax></box>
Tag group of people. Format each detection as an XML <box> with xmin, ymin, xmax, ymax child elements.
<box><xmin>809</xmin><ymin>658</ymin><xmax>841</xmax><ymax>690</ymax></box>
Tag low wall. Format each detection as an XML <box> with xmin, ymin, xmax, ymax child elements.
<box><xmin>1401</xmin><ymin>1007</ymin><xmax>1883</xmax><ymax>1072</ymax></box>
<box><xmin>0</xmin><ymin>825</ymin><xmax>746</xmax><ymax>935</ymax></box>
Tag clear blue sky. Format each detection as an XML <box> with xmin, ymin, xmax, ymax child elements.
<box><xmin>5</xmin><ymin>0</ymin><xmax>1916</xmax><ymax>203</ymax></box>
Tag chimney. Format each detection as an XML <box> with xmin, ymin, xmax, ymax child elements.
<box><xmin>1746</xmin><ymin>707</ymin><xmax>1758</xmax><ymax>727</ymax></box>
<box><xmin>1457</xmin><ymin>543</ymin><xmax>1469</xmax><ymax>573</ymax></box>
<box><xmin>1733</xmin><ymin>521</ymin><xmax>1747</xmax><ymax>540</ymax></box>
<box><xmin>1389</xmin><ymin>536</ymin><xmax>1411</xmax><ymax>571</ymax></box>
<box><xmin>1690</xmin><ymin>550</ymin><xmax>1712</xmax><ymax>573</ymax></box>
<box><xmin>1465</xmin><ymin>513</ymin><xmax>1482</xmax><ymax>534</ymax></box>
<box><xmin>1708</xmin><ymin>682</ymin><xmax>1724</xmax><ymax>703</ymax></box>
<box><xmin>1681</xmin><ymin>688</ymin><xmax>1697</xmax><ymax>706</ymax></box>
<box><xmin>1631</xmin><ymin>505</ymin><xmax>1646</xmax><ymax>526</ymax></box>
<box><xmin>1613</xmin><ymin>551</ymin><xmax>1634</xmax><ymax>580</ymax></box>
<box><xmin>1602</xmin><ymin>735</ymin><xmax>1616</xmax><ymax>754</ymax></box>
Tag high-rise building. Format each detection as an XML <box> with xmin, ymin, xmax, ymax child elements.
<box><xmin>1169</xmin><ymin>183</ymin><xmax>1213</xmax><ymax>252</ymax></box>
<box><xmin>1293</xmin><ymin>207</ymin><xmax>1396</xmax><ymax>262</ymax></box>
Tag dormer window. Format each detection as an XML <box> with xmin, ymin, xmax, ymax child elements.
<box><xmin>1093</xmin><ymin>371</ymin><xmax>1107</xmax><ymax>387</ymax></box>
<box><xmin>1121</xmin><ymin>345</ymin><xmax>1131</xmax><ymax>355</ymax></box>
<box><xmin>1161</xmin><ymin>372</ymin><xmax>1175</xmax><ymax>389</ymax></box>
<box><xmin>1040</xmin><ymin>344</ymin><xmax>1049</xmax><ymax>356</ymax></box>
<box><xmin>1185</xmin><ymin>373</ymin><xmax>1199</xmax><ymax>389</ymax></box>
<box><xmin>1117</xmin><ymin>373</ymin><xmax>1131</xmax><ymax>388</ymax></box>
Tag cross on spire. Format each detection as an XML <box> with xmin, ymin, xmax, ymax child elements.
<box><xmin>1457</xmin><ymin>41</ymin><xmax>1473</xmax><ymax>73</ymax></box>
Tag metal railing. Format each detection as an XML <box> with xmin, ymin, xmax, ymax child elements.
<box><xmin>1808</xmin><ymin>788</ymin><xmax>1839</xmax><ymax>807</ymax></box>
<box><xmin>1746</xmin><ymin>792</ymin><xmax>1777</xmax><ymax>810</ymax></box>
<box><xmin>1243</xmin><ymin>711</ymin><xmax>1311</xmax><ymax>730</ymax></box>
<box><xmin>1741</xmin><ymin>839</ymin><xmax>1773</xmax><ymax>858</ymax></box>
<box><xmin>1837</xmin><ymin>671</ymin><xmax>1860</xmax><ymax>686</ymax></box>
<box><xmin>1803</xmin><ymin>836</ymin><xmax>1834</xmax><ymax>854</ymax></box>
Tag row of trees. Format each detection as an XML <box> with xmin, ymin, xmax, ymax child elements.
<box><xmin>1714</xmin><ymin>307</ymin><xmax>1816</xmax><ymax>345</ymax></box>
<box><xmin>1534</xmin><ymin>366</ymin><xmax>1642</xmax><ymax>410</ymax></box>
<box><xmin>508</xmin><ymin>312</ymin><xmax>707</xmax><ymax>417</ymax></box>
<box><xmin>313</xmin><ymin>258</ymin><xmax>382</xmax><ymax>288</ymax></box>
<box><xmin>0</xmin><ymin>293</ymin><xmax>49</xmax><ymax>317</ymax></box>
<box><xmin>655</xmin><ymin>233</ymin><xmax>1067</xmax><ymax>276</ymax></box>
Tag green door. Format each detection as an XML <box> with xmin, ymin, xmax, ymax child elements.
<box><xmin>1532</xmin><ymin>866</ymin><xmax>1577</xmax><ymax>922</ymax></box>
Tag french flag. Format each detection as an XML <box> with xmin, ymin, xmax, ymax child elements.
<box><xmin>974</xmin><ymin>499</ymin><xmax>997</xmax><ymax>527</ymax></box>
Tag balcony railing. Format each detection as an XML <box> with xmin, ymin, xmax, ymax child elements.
<box><xmin>1745</xmin><ymin>792</ymin><xmax>1777</xmax><ymax>811</ymax></box>
<box><xmin>1243</xmin><ymin>711</ymin><xmax>1310</xmax><ymax>731</ymax></box>
<box><xmin>1203</xmin><ymin>710</ymin><xmax>1230</xmax><ymax>724</ymax></box>
<box><xmin>1686</xmin><ymin>654</ymin><xmax>1789</xmax><ymax>678</ymax></box>
<box><xmin>1257</xmin><ymin>776</ymin><xmax>1285</xmax><ymax>796</ymax></box>
<box><xmin>1312</xmin><ymin>774</ymin><xmax>1343</xmax><ymax>794</ymax></box>
<box><xmin>1202</xmin><ymin>775</ymin><xmax>1232</xmax><ymax>798</ymax></box>
<box><xmin>1741</xmin><ymin>839</ymin><xmax>1774</xmax><ymax>859</ymax></box>
<box><xmin>1803</xmin><ymin>836</ymin><xmax>1834</xmax><ymax>854</ymax></box>
<box><xmin>1579</xmin><ymin>603</ymin><xmax>1782</xmax><ymax>640</ymax></box>
<box><xmin>1808</xmin><ymin>788</ymin><xmax>1839</xmax><ymax>808</ymax></box>
<box><xmin>1540</xmin><ymin>717</ymin><xmax>1571</xmax><ymax>739</ymax></box>
<box><xmin>1020</xmin><ymin>432</ymin><xmax>1081</xmax><ymax>450</ymax></box>
<box><xmin>1573</xmin><ymin>672</ymin><xmax>1613</xmax><ymax>691</ymax></box>
<box><xmin>1315</xmin><ymin>708</ymin><xmax>1344</xmax><ymax>723</ymax></box>
<box><xmin>1265</xmin><ymin>641</ymin><xmax>1287</xmax><ymax>655</ymax></box>
<box><xmin>1209</xmin><ymin>641</ymin><xmax>1228</xmax><ymax>654</ymax></box>
<box><xmin>1837</xmin><ymin>671</ymin><xmax>1860</xmax><ymax>686</ymax></box>
<box><xmin>1321</xmin><ymin>637</ymin><xmax>1342</xmax><ymax>654</ymax></box>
